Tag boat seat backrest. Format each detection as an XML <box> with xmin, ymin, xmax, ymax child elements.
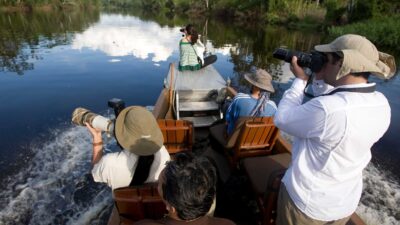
<box><xmin>157</xmin><ymin>119</ymin><xmax>194</xmax><ymax>154</ymax></box>
<box><xmin>227</xmin><ymin>117</ymin><xmax>279</xmax><ymax>167</ymax></box>
<box><xmin>113</xmin><ymin>183</ymin><xmax>167</xmax><ymax>223</ymax></box>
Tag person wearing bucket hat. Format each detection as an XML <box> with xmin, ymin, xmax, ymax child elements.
<box><xmin>274</xmin><ymin>34</ymin><xmax>395</xmax><ymax>225</ymax></box>
<box><xmin>87</xmin><ymin>106</ymin><xmax>170</xmax><ymax>190</ymax></box>
<box><xmin>224</xmin><ymin>69</ymin><xmax>277</xmax><ymax>135</ymax></box>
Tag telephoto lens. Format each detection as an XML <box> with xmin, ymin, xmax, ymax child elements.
<box><xmin>272</xmin><ymin>48</ymin><xmax>327</xmax><ymax>73</ymax></box>
<box><xmin>71</xmin><ymin>108</ymin><xmax>114</xmax><ymax>134</ymax></box>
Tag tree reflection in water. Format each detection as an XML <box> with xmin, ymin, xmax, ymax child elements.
<box><xmin>0</xmin><ymin>9</ymin><xmax>100</xmax><ymax>75</ymax></box>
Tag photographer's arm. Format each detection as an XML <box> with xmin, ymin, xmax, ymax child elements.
<box><xmin>274</xmin><ymin>57</ymin><xmax>326</xmax><ymax>138</ymax></box>
<box><xmin>85</xmin><ymin>123</ymin><xmax>103</xmax><ymax>165</ymax></box>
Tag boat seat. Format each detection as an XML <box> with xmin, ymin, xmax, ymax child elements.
<box><xmin>210</xmin><ymin>117</ymin><xmax>279</xmax><ymax>168</ymax></box>
<box><xmin>242</xmin><ymin>153</ymin><xmax>291</xmax><ymax>225</ymax></box>
<box><xmin>157</xmin><ymin>119</ymin><xmax>194</xmax><ymax>154</ymax></box>
<box><xmin>113</xmin><ymin>183</ymin><xmax>167</xmax><ymax>224</ymax></box>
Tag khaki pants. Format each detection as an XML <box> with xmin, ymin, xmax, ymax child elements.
<box><xmin>276</xmin><ymin>184</ymin><xmax>351</xmax><ymax>225</ymax></box>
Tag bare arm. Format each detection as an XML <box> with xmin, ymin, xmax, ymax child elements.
<box><xmin>85</xmin><ymin>122</ymin><xmax>103</xmax><ymax>166</ymax></box>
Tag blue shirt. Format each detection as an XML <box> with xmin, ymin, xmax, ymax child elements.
<box><xmin>225</xmin><ymin>93</ymin><xmax>277</xmax><ymax>135</ymax></box>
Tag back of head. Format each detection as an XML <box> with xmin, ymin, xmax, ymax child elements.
<box><xmin>185</xmin><ymin>24</ymin><xmax>198</xmax><ymax>45</ymax></box>
<box><xmin>161</xmin><ymin>152</ymin><xmax>216</xmax><ymax>220</ymax></box>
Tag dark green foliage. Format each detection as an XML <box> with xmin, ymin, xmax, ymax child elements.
<box><xmin>324</xmin><ymin>0</ymin><xmax>347</xmax><ymax>25</ymax></box>
<box><xmin>328</xmin><ymin>15</ymin><xmax>400</xmax><ymax>50</ymax></box>
<box><xmin>0</xmin><ymin>0</ymin><xmax>100</xmax><ymax>8</ymax></box>
<box><xmin>347</xmin><ymin>0</ymin><xmax>377</xmax><ymax>22</ymax></box>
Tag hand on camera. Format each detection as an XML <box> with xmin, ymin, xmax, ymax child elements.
<box><xmin>85</xmin><ymin>122</ymin><xmax>102</xmax><ymax>143</ymax></box>
<box><xmin>290</xmin><ymin>56</ymin><xmax>308</xmax><ymax>81</ymax></box>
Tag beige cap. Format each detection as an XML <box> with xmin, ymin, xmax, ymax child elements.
<box><xmin>115</xmin><ymin>106</ymin><xmax>163</xmax><ymax>156</ymax></box>
<box><xmin>314</xmin><ymin>34</ymin><xmax>396</xmax><ymax>80</ymax></box>
<box><xmin>244</xmin><ymin>69</ymin><xmax>275</xmax><ymax>93</ymax></box>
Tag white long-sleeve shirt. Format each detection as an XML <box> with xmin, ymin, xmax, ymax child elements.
<box><xmin>92</xmin><ymin>146</ymin><xmax>170</xmax><ymax>190</ymax></box>
<box><xmin>274</xmin><ymin>78</ymin><xmax>391</xmax><ymax>221</ymax></box>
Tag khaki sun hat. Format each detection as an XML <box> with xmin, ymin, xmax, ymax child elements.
<box><xmin>115</xmin><ymin>106</ymin><xmax>163</xmax><ymax>156</ymax></box>
<box><xmin>314</xmin><ymin>34</ymin><xmax>396</xmax><ymax>80</ymax></box>
<box><xmin>244</xmin><ymin>69</ymin><xmax>275</xmax><ymax>93</ymax></box>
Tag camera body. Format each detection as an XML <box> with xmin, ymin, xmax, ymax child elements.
<box><xmin>180</xmin><ymin>28</ymin><xmax>185</xmax><ymax>37</ymax></box>
<box><xmin>273</xmin><ymin>48</ymin><xmax>327</xmax><ymax>73</ymax></box>
<box><xmin>71</xmin><ymin>98</ymin><xmax>125</xmax><ymax>135</ymax></box>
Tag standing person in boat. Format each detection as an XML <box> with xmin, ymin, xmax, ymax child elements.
<box><xmin>225</xmin><ymin>69</ymin><xmax>277</xmax><ymax>135</ymax></box>
<box><xmin>86</xmin><ymin>106</ymin><xmax>170</xmax><ymax>190</ymax></box>
<box><xmin>274</xmin><ymin>34</ymin><xmax>396</xmax><ymax>225</ymax></box>
<box><xmin>135</xmin><ymin>152</ymin><xmax>236</xmax><ymax>225</ymax></box>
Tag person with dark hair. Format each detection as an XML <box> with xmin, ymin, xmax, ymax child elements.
<box><xmin>135</xmin><ymin>152</ymin><xmax>236</xmax><ymax>225</ymax></box>
<box><xmin>86</xmin><ymin>106</ymin><xmax>170</xmax><ymax>190</ymax></box>
<box><xmin>274</xmin><ymin>34</ymin><xmax>396</xmax><ymax>225</ymax></box>
<box><xmin>179</xmin><ymin>24</ymin><xmax>202</xmax><ymax>71</ymax></box>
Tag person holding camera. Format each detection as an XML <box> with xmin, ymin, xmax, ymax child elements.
<box><xmin>179</xmin><ymin>24</ymin><xmax>202</xmax><ymax>71</ymax></box>
<box><xmin>135</xmin><ymin>152</ymin><xmax>236</xmax><ymax>225</ymax></box>
<box><xmin>86</xmin><ymin>106</ymin><xmax>170</xmax><ymax>190</ymax></box>
<box><xmin>273</xmin><ymin>34</ymin><xmax>396</xmax><ymax>225</ymax></box>
<box><xmin>179</xmin><ymin>24</ymin><xmax>217</xmax><ymax>71</ymax></box>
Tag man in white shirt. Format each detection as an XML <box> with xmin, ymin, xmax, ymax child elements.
<box><xmin>86</xmin><ymin>106</ymin><xmax>170</xmax><ymax>190</ymax></box>
<box><xmin>274</xmin><ymin>34</ymin><xmax>396</xmax><ymax>225</ymax></box>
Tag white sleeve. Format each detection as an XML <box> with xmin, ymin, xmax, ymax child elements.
<box><xmin>91</xmin><ymin>153</ymin><xmax>116</xmax><ymax>184</ymax></box>
<box><xmin>195</xmin><ymin>41</ymin><xmax>205</xmax><ymax>63</ymax></box>
<box><xmin>145</xmin><ymin>146</ymin><xmax>171</xmax><ymax>183</ymax></box>
<box><xmin>274</xmin><ymin>78</ymin><xmax>326</xmax><ymax>139</ymax></box>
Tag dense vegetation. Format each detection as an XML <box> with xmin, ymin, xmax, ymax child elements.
<box><xmin>0</xmin><ymin>0</ymin><xmax>100</xmax><ymax>9</ymax></box>
<box><xmin>1</xmin><ymin>0</ymin><xmax>399</xmax><ymax>58</ymax></box>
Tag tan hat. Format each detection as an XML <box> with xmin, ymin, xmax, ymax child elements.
<box><xmin>314</xmin><ymin>34</ymin><xmax>396</xmax><ymax>80</ymax></box>
<box><xmin>115</xmin><ymin>106</ymin><xmax>163</xmax><ymax>156</ymax></box>
<box><xmin>244</xmin><ymin>69</ymin><xmax>275</xmax><ymax>93</ymax></box>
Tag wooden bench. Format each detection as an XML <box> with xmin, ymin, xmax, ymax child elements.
<box><xmin>157</xmin><ymin>119</ymin><xmax>193</xmax><ymax>154</ymax></box>
<box><xmin>210</xmin><ymin>117</ymin><xmax>279</xmax><ymax>168</ymax></box>
<box><xmin>113</xmin><ymin>183</ymin><xmax>167</xmax><ymax>224</ymax></box>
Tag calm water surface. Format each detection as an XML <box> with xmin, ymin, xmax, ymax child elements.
<box><xmin>0</xmin><ymin>9</ymin><xmax>399</xmax><ymax>225</ymax></box>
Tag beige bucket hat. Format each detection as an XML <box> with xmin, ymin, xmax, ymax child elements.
<box><xmin>244</xmin><ymin>69</ymin><xmax>275</xmax><ymax>93</ymax></box>
<box><xmin>314</xmin><ymin>34</ymin><xmax>396</xmax><ymax>80</ymax></box>
<box><xmin>115</xmin><ymin>106</ymin><xmax>163</xmax><ymax>156</ymax></box>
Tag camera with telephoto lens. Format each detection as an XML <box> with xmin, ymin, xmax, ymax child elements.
<box><xmin>71</xmin><ymin>98</ymin><xmax>125</xmax><ymax>135</ymax></box>
<box><xmin>272</xmin><ymin>48</ymin><xmax>327</xmax><ymax>73</ymax></box>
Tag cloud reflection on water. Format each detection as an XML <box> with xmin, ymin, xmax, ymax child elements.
<box><xmin>72</xmin><ymin>14</ymin><xmax>233</xmax><ymax>65</ymax></box>
<box><xmin>72</xmin><ymin>14</ymin><xmax>179</xmax><ymax>63</ymax></box>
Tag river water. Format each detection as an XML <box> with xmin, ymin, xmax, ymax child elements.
<box><xmin>0</xmin><ymin>9</ymin><xmax>399</xmax><ymax>225</ymax></box>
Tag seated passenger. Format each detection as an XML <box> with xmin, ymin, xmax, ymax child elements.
<box><xmin>135</xmin><ymin>152</ymin><xmax>236</xmax><ymax>225</ymax></box>
<box><xmin>86</xmin><ymin>106</ymin><xmax>170</xmax><ymax>190</ymax></box>
<box><xmin>225</xmin><ymin>69</ymin><xmax>277</xmax><ymax>135</ymax></box>
<box><xmin>179</xmin><ymin>24</ymin><xmax>202</xmax><ymax>71</ymax></box>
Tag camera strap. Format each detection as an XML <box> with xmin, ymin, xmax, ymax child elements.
<box><xmin>322</xmin><ymin>85</ymin><xmax>376</xmax><ymax>96</ymax></box>
<box><xmin>129</xmin><ymin>155</ymin><xmax>155</xmax><ymax>186</ymax></box>
<box><xmin>304</xmin><ymin>77</ymin><xmax>376</xmax><ymax>98</ymax></box>
<box><xmin>190</xmin><ymin>44</ymin><xmax>203</xmax><ymax>66</ymax></box>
